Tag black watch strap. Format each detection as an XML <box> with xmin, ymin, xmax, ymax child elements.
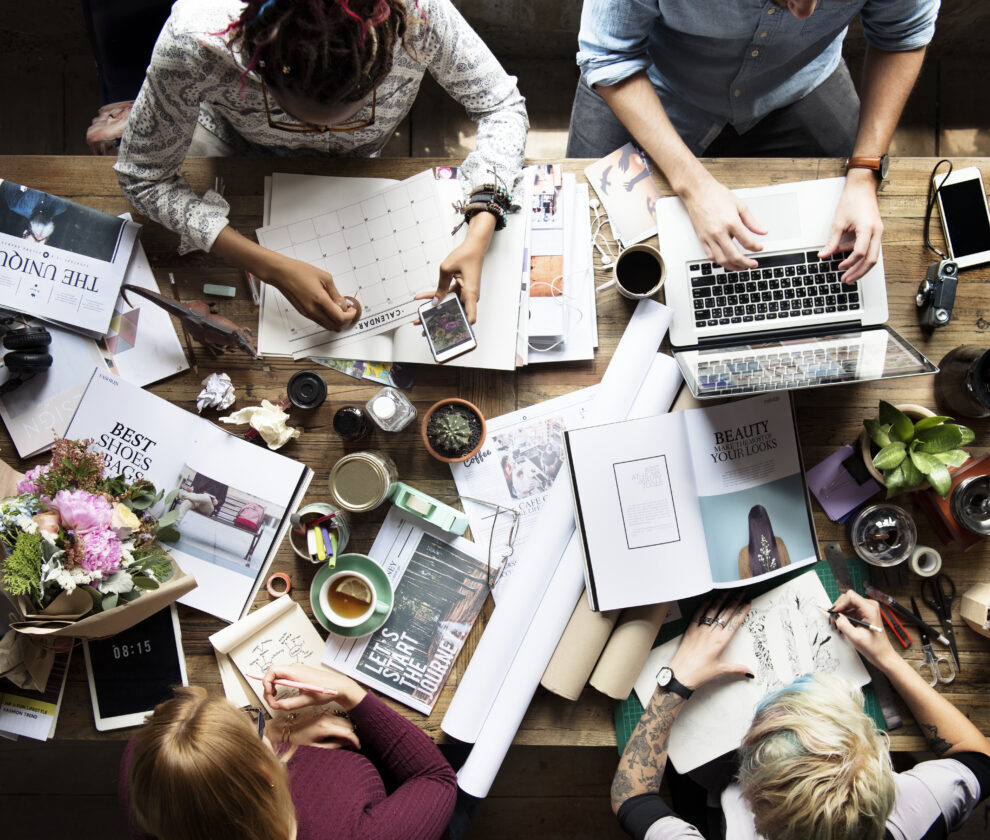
<box><xmin>656</xmin><ymin>666</ymin><xmax>694</xmax><ymax>700</ymax></box>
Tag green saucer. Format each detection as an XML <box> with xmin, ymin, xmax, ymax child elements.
<box><xmin>310</xmin><ymin>553</ymin><xmax>394</xmax><ymax>638</ymax></box>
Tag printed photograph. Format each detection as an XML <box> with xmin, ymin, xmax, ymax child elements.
<box><xmin>492</xmin><ymin>416</ymin><xmax>566</xmax><ymax>500</ymax></box>
<box><xmin>531</xmin><ymin>164</ymin><xmax>563</xmax><ymax>228</ymax></box>
<box><xmin>166</xmin><ymin>466</ymin><xmax>285</xmax><ymax>579</ymax></box>
<box><xmin>584</xmin><ymin>143</ymin><xmax>661</xmax><ymax>246</ymax></box>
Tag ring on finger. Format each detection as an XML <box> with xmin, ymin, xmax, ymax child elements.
<box><xmin>701</xmin><ymin>616</ymin><xmax>717</xmax><ymax>626</ymax></box>
<box><xmin>714</xmin><ymin>617</ymin><xmax>727</xmax><ymax>628</ymax></box>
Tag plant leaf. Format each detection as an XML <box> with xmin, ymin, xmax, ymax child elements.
<box><xmin>132</xmin><ymin>575</ymin><xmax>159</xmax><ymax>591</ymax></box>
<box><xmin>934</xmin><ymin>449</ymin><xmax>970</xmax><ymax>468</ymax></box>
<box><xmin>879</xmin><ymin>401</ymin><xmax>914</xmax><ymax>442</ymax></box>
<box><xmin>873</xmin><ymin>442</ymin><xmax>907</xmax><ymax>471</ymax></box>
<box><xmin>80</xmin><ymin>584</ymin><xmax>102</xmax><ymax>610</ymax></box>
<box><xmin>928</xmin><ymin>462</ymin><xmax>952</xmax><ymax>498</ymax></box>
<box><xmin>913</xmin><ymin>415</ymin><xmax>951</xmax><ymax>430</ymax></box>
<box><xmin>901</xmin><ymin>456</ymin><xmax>924</xmax><ymax>489</ymax></box>
<box><xmin>952</xmin><ymin>424</ymin><xmax>976</xmax><ymax>446</ymax></box>
<box><xmin>909</xmin><ymin>449</ymin><xmax>942</xmax><ymax>475</ymax></box>
<box><xmin>916</xmin><ymin>424</ymin><xmax>964</xmax><ymax>452</ymax></box>
<box><xmin>156</xmin><ymin>525</ymin><xmax>180</xmax><ymax>543</ymax></box>
<box><xmin>101</xmin><ymin>592</ymin><xmax>118</xmax><ymax>611</ymax></box>
<box><xmin>864</xmin><ymin>418</ymin><xmax>892</xmax><ymax>448</ymax></box>
<box><xmin>156</xmin><ymin>509</ymin><xmax>180</xmax><ymax>528</ymax></box>
<box><xmin>162</xmin><ymin>489</ymin><xmax>179</xmax><ymax>508</ymax></box>
<box><xmin>884</xmin><ymin>462</ymin><xmax>908</xmax><ymax>497</ymax></box>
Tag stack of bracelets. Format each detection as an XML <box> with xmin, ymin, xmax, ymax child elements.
<box><xmin>451</xmin><ymin>170</ymin><xmax>518</xmax><ymax>234</ymax></box>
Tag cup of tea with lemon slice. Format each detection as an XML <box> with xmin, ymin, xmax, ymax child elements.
<box><xmin>320</xmin><ymin>570</ymin><xmax>390</xmax><ymax>628</ymax></box>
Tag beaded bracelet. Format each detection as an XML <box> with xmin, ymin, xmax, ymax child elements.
<box><xmin>450</xmin><ymin>168</ymin><xmax>517</xmax><ymax>235</ymax></box>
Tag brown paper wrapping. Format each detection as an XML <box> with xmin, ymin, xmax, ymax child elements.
<box><xmin>540</xmin><ymin>595</ymin><xmax>621</xmax><ymax>700</ymax></box>
<box><xmin>590</xmin><ymin>602</ymin><xmax>669</xmax><ymax>700</ymax></box>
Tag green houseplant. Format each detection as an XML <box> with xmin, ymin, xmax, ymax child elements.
<box><xmin>421</xmin><ymin>398</ymin><xmax>486</xmax><ymax>464</ymax></box>
<box><xmin>863</xmin><ymin>400</ymin><xmax>974</xmax><ymax>498</ymax></box>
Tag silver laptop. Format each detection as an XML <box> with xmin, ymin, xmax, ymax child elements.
<box><xmin>657</xmin><ymin>177</ymin><xmax>936</xmax><ymax>397</ymax></box>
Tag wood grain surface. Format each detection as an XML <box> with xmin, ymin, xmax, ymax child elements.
<box><xmin>1</xmin><ymin>155</ymin><xmax>987</xmax><ymax>751</ymax></box>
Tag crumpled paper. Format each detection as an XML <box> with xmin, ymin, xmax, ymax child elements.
<box><xmin>197</xmin><ymin>372</ymin><xmax>237</xmax><ymax>413</ymax></box>
<box><xmin>220</xmin><ymin>400</ymin><xmax>301</xmax><ymax>450</ymax></box>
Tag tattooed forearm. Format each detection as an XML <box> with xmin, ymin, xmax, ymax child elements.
<box><xmin>921</xmin><ymin>723</ymin><xmax>953</xmax><ymax>756</ymax></box>
<box><xmin>611</xmin><ymin>691</ymin><xmax>685</xmax><ymax>812</ymax></box>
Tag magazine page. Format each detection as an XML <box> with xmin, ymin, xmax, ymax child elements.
<box><xmin>322</xmin><ymin>506</ymin><xmax>489</xmax><ymax>715</ymax></box>
<box><xmin>0</xmin><ymin>180</ymin><xmax>139</xmax><ymax>337</ymax></box>
<box><xmin>682</xmin><ymin>393</ymin><xmax>818</xmax><ymax>587</ymax></box>
<box><xmin>633</xmin><ymin>571</ymin><xmax>870</xmax><ymax>773</ymax></box>
<box><xmin>565</xmin><ymin>412</ymin><xmax>713</xmax><ymax>611</ymax></box>
<box><xmin>65</xmin><ymin>368</ymin><xmax>311</xmax><ymax>623</ymax></box>
<box><xmin>0</xmin><ymin>615</ymin><xmax>72</xmax><ymax>740</ymax></box>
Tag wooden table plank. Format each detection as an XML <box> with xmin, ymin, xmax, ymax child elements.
<box><xmin>1</xmin><ymin>156</ymin><xmax>988</xmax><ymax>749</ymax></box>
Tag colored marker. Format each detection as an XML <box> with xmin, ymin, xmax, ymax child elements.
<box><xmin>313</xmin><ymin>526</ymin><xmax>326</xmax><ymax>561</ymax></box>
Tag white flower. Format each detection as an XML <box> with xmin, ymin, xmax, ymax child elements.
<box><xmin>15</xmin><ymin>515</ymin><xmax>38</xmax><ymax>535</ymax></box>
<box><xmin>120</xmin><ymin>545</ymin><xmax>136</xmax><ymax>567</ymax></box>
<box><xmin>39</xmin><ymin>529</ymin><xmax>59</xmax><ymax>546</ymax></box>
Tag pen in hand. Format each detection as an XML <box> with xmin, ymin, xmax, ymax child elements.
<box><xmin>247</xmin><ymin>674</ymin><xmax>338</xmax><ymax>696</ymax></box>
<box><xmin>818</xmin><ymin>605</ymin><xmax>883</xmax><ymax>634</ymax></box>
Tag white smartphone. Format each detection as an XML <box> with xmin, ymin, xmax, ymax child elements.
<box><xmin>418</xmin><ymin>294</ymin><xmax>477</xmax><ymax>363</ymax></box>
<box><xmin>933</xmin><ymin>166</ymin><xmax>990</xmax><ymax>269</ymax></box>
<box><xmin>83</xmin><ymin>604</ymin><xmax>187</xmax><ymax>730</ymax></box>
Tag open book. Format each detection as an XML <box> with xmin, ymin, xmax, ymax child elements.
<box><xmin>565</xmin><ymin>393</ymin><xmax>818</xmax><ymax>611</ymax></box>
<box><xmin>66</xmin><ymin>368</ymin><xmax>312</xmax><ymax>623</ymax></box>
<box><xmin>0</xmin><ymin>179</ymin><xmax>139</xmax><ymax>337</ymax></box>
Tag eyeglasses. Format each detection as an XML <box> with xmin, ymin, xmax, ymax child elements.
<box><xmin>262</xmin><ymin>81</ymin><xmax>376</xmax><ymax>134</ymax></box>
<box><xmin>242</xmin><ymin>705</ymin><xmax>266</xmax><ymax>740</ymax></box>
<box><xmin>442</xmin><ymin>495</ymin><xmax>520</xmax><ymax>591</ymax></box>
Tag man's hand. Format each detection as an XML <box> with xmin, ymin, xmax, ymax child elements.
<box><xmin>682</xmin><ymin>173</ymin><xmax>767</xmax><ymax>270</ymax></box>
<box><xmin>819</xmin><ymin>169</ymin><xmax>883</xmax><ymax>284</ymax></box>
<box><xmin>268</xmin><ymin>255</ymin><xmax>361</xmax><ymax>331</ymax></box>
<box><xmin>669</xmin><ymin>593</ymin><xmax>753</xmax><ymax>689</ymax></box>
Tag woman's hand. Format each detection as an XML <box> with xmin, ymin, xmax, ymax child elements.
<box><xmin>829</xmin><ymin>589</ymin><xmax>898</xmax><ymax>670</ymax></box>
<box><xmin>272</xmin><ymin>709</ymin><xmax>361</xmax><ymax>751</ymax></box>
<box><xmin>262</xmin><ymin>663</ymin><xmax>367</xmax><ymax>712</ymax></box>
<box><xmin>414</xmin><ymin>210</ymin><xmax>496</xmax><ymax>324</ymax></box>
<box><xmin>668</xmin><ymin>593</ymin><xmax>753</xmax><ymax>690</ymax></box>
<box><xmin>681</xmin><ymin>172</ymin><xmax>767</xmax><ymax>270</ymax></box>
<box><xmin>267</xmin><ymin>255</ymin><xmax>362</xmax><ymax>331</ymax></box>
<box><xmin>818</xmin><ymin>169</ymin><xmax>884</xmax><ymax>285</ymax></box>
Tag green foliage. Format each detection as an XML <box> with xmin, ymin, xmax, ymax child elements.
<box><xmin>864</xmin><ymin>401</ymin><xmax>974</xmax><ymax>498</ymax></box>
<box><xmin>1</xmin><ymin>532</ymin><xmax>44</xmax><ymax>600</ymax></box>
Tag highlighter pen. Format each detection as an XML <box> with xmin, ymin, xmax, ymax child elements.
<box><xmin>320</xmin><ymin>526</ymin><xmax>334</xmax><ymax>558</ymax></box>
<box><xmin>313</xmin><ymin>526</ymin><xmax>326</xmax><ymax>561</ymax></box>
<box><xmin>247</xmin><ymin>674</ymin><xmax>338</xmax><ymax>696</ymax></box>
<box><xmin>866</xmin><ymin>585</ymin><xmax>950</xmax><ymax>646</ymax></box>
<box><xmin>819</xmin><ymin>605</ymin><xmax>882</xmax><ymax>634</ymax></box>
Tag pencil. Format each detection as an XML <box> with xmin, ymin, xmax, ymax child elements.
<box><xmin>819</xmin><ymin>605</ymin><xmax>883</xmax><ymax>634</ymax></box>
<box><xmin>246</xmin><ymin>674</ymin><xmax>338</xmax><ymax>696</ymax></box>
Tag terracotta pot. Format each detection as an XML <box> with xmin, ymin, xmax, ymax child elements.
<box><xmin>421</xmin><ymin>398</ymin><xmax>487</xmax><ymax>464</ymax></box>
<box><xmin>858</xmin><ymin>403</ymin><xmax>936</xmax><ymax>487</ymax></box>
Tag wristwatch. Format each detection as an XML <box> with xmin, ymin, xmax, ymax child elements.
<box><xmin>846</xmin><ymin>154</ymin><xmax>890</xmax><ymax>181</ymax></box>
<box><xmin>656</xmin><ymin>666</ymin><xmax>694</xmax><ymax>700</ymax></box>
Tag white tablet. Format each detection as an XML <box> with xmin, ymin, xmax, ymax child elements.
<box><xmin>83</xmin><ymin>604</ymin><xmax>187</xmax><ymax>730</ymax></box>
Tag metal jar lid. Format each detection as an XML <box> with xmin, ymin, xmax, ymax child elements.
<box><xmin>328</xmin><ymin>452</ymin><xmax>395</xmax><ymax>513</ymax></box>
<box><xmin>951</xmin><ymin>475</ymin><xmax>990</xmax><ymax>536</ymax></box>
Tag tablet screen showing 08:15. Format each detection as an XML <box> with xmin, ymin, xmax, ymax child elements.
<box><xmin>82</xmin><ymin>604</ymin><xmax>188</xmax><ymax>730</ymax></box>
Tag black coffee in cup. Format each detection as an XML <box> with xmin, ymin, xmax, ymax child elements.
<box><xmin>613</xmin><ymin>246</ymin><xmax>665</xmax><ymax>299</ymax></box>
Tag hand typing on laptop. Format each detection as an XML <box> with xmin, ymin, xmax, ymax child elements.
<box><xmin>819</xmin><ymin>169</ymin><xmax>885</xmax><ymax>285</ymax></box>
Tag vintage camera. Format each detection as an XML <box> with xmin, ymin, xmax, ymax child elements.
<box><xmin>0</xmin><ymin>311</ymin><xmax>53</xmax><ymax>395</ymax></box>
<box><xmin>916</xmin><ymin>259</ymin><xmax>958</xmax><ymax>329</ymax></box>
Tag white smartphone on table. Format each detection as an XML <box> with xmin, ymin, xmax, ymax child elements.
<box><xmin>83</xmin><ymin>604</ymin><xmax>187</xmax><ymax>730</ymax></box>
<box><xmin>418</xmin><ymin>294</ymin><xmax>478</xmax><ymax>363</ymax></box>
<box><xmin>933</xmin><ymin>166</ymin><xmax>990</xmax><ymax>269</ymax></box>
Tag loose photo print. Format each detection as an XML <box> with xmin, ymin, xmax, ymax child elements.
<box><xmin>584</xmin><ymin>143</ymin><xmax>662</xmax><ymax>246</ymax></box>
<box><xmin>491</xmin><ymin>415</ymin><xmax>567</xmax><ymax>501</ymax></box>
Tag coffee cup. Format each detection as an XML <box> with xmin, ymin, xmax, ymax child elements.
<box><xmin>319</xmin><ymin>569</ymin><xmax>390</xmax><ymax>628</ymax></box>
<box><xmin>612</xmin><ymin>244</ymin><xmax>665</xmax><ymax>299</ymax></box>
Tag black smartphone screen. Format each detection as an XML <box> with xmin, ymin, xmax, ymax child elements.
<box><xmin>940</xmin><ymin>177</ymin><xmax>990</xmax><ymax>259</ymax></box>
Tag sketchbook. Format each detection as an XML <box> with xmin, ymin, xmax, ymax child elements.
<box><xmin>65</xmin><ymin>368</ymin><xmax>312</xmax><ymax>623</ymax></box>
<box><xmin>633</xmin><ymin>571</ymin><xmax>871</xmax><ymax>773</ymax></box>
<box><xmin>565</xmin><ymin>393</ymin><xmax>818</xmax><ymax>611</ymax></box>
<box><xmin>0</xmin><ymin>179</ymin><xmax>139</xmax><ymax>338</ymax></box>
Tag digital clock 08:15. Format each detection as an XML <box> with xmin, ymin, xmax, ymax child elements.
<box><xmin>113</xmin><ymin>640</ymin><xmax>152</xmax><ymax>659</ymax></box>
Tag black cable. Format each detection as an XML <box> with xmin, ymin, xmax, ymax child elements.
<box><xmin>924</xmin><ymin>158</ymin><xmax>954</xmax><ymax>259</ymax></box>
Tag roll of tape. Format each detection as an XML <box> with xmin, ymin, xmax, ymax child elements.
<box><xmin>266</xmin><ymin>572</ymin><xmax>292</xmax><ymax>597</ymax></box>
<box><xmin>909</xmin><ymin>546</ymin><xmax>942</xmax><ymax>578</ymax></box>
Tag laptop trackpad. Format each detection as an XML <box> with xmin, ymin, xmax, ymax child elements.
<box><xmin>743</xmin><ymin>192</ymin><xmax>802</xmax><ymax>251</ymax></box>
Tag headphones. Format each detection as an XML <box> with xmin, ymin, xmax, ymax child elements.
<box><xmin>0</xmin><ymin>320</ymin><xmax>53</xmax><ymax>395</ymax></box>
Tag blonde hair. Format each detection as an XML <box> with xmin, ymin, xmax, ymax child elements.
<box><xmin>736</xmin><ymin>674</ymin><xmax>896</xmax><ymax>840</ymax></box>
<box><xmin>129</xmin><ymin>686</ymin><xmax>296</xmax><ymax>840</ymax></box>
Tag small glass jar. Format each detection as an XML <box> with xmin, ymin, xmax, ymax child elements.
<box><xmin>329</xmin><ymin>451</ymin><xmax>399</xmax><ymax>513</ymax></box>
<box><xmin>289</xmin><ymin>502</ymin><xmax>352</xmax><ymax>562</ymax></box>
<box><xmin>332</xmin><ymin>405</ymin><xmax>372</xmax><ymax>441</ymax></box>
<box><xmin>366</xmin><ymin>387</ymin><xmax>417</xmax><ymax>432</ymax></box>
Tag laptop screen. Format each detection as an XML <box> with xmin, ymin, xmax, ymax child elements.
<box><xmin>676</xmin><ymin>325</ymin><xmax>937</xmax><ymax>398</ymax></box>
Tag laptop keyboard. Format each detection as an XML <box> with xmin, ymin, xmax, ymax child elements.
<box><xmin>696</xmin><ymin>342</ymin><xmax>861</xmax><ymax>395</ymax></box>
<box><xmin>689</xmin><ymin>250</ymin><xmax>859</xmax><ymax>329</ymax></box>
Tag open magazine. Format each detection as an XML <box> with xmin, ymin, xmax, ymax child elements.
<box><xmin>0</xmin><ymin>179</ymin><xmax>139</xmax><ymax>337</ymax></box>
<box><xmin>565</xmin><ymin>393</ymin><xmax>818</xmax><ymax>611</ymax></box>
<box><xmin>66</xmin><ymin>368</ymin><xmax>312</xmax><ymax>623</ymax></box>
<box><xmin>322</xmin><ymin>506</ymin><xmax>489</xmax><ymax>715</ymax></box>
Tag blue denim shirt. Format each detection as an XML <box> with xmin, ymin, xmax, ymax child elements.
<box><xmin>577</xmin><ymin>0</ymin><xmax>939</xmax><ymax>153</ymax></box>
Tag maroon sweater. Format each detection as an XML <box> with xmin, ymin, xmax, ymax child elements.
<box><xmin>120</xmin><ymin>692</ymin><xmax>458</xmax><ymax>840</ymax></box>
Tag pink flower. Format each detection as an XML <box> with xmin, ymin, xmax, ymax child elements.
<box><xmin>79</xmin><ymin>529</ymin><xmax>122</xmax><ymax>575</ymax></box>
<box><xmin>53</xmin><ymin>490</ymin><xmax>113</xmax><ymax>534</ymax></box>
<box><xmin>16</xmin><ymin>464</ymin><xmax>50</xmax><ymax>495</ymax></box>
<box><xmin>32</xmin><ymin>512</ymin><xmax>61</xmax><ymax>535</ymax></box>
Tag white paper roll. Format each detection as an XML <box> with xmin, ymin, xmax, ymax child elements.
<box><xmin>909</xmin><ymin>545</ymin><xmax>942</xmax><ymax>577</ymax></box>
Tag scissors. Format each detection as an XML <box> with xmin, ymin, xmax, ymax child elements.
<box><xmin>911</xmin><ymin>597</ymin><xmax>956</xmax><ymax>687</ymax></box>
<box><xmin>921</xmin><ymin>573</ymin><xmax>960</xmax><ymax>671</ymax></box>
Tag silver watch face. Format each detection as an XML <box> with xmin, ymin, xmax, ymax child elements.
<box><xmin>657</xmin><ymin>666</ymin><xmax>673</xmax><ymax>687</ymax></box>
<box><xmin>879</xmin><ymin>154</ymin><xmax>890</xmax><ymax>180</ymax></box>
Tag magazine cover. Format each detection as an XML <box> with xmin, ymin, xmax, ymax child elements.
<box><xmin>0</xmin><ymin>180</ymin><xmax>140</xmax><ymax>337</ymax></box>
<box><xmin>323</xmin><ymin>506</ymin><xmax>490</xmax><ymax>714</ymax></box>
<box><xmin>66</xmin><ymin>368</ymin><xmax>312</xmax><ymax>623</ymax></box>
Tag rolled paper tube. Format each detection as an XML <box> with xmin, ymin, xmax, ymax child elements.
<box><xmin>590</xmin><ymin>601</ymin><xmax>670</xmax><ymax>699</ymax></box>
<box><xmin>540</xmin><ymin>598</ymin><xmax>621</xmax><ymax>700</ymax></box>
<box><xmin>266</xmin><ymin>572</ymin><xmax>291</xmax><ymax>598</ymax></box>
<box><xmin>909</xmin><ymin>545</ymin><xmax>942</xmax><ymax>577</ymax></box>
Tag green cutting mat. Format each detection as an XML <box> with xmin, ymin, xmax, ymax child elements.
<box><xmin>614</xmin><ymin>559</ymin><xmax>884</xmax><ymax>754</ymax></box>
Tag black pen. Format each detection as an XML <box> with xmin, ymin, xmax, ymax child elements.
<box><xmin>818</xmin><ymin>605</ymin><xmax>882</xmax><ymax>634</ymax></box>
<box><xmin>865</xmin><ymin>585</ymin><xmax>950</xmax><ymax>646</ymax></box>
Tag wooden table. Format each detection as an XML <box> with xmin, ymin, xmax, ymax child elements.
<box><xmin>1</xmin><ymin>155</ymin><xmax>988</xmax><ymax>751</ymax></box>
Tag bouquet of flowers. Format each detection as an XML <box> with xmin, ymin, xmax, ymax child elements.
<box><xmin>0</xmin><ymin>438</ymin><xmax>181</xmax><ymax>616</ymax></box>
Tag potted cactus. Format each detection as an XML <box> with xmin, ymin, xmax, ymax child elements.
<box><xmin>421</xmin><ymin>398</ymin><xmax>486</xmax><ymax>463</ymax></box>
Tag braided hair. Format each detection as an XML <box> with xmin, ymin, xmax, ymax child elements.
<box><xmin>223</xmin><ymin>0</ymin><xmax>416</xmax><ymax>104</ymax></box>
